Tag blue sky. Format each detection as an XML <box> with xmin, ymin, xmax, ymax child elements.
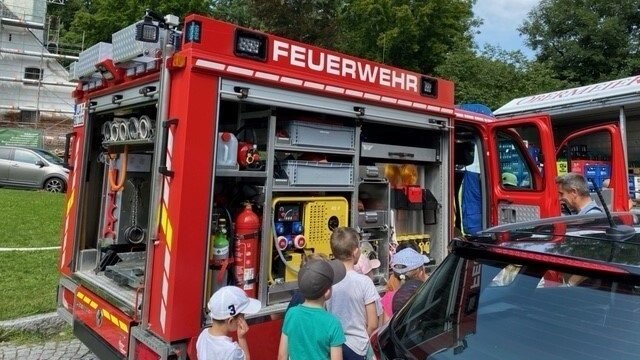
<box><xmin>473</xmin><ymin>0</ymin><xmax>541</xmax><ymax>57</ymax></box>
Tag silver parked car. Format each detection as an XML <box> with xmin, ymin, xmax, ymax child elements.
<box><xmin>0</xmin><ymin>145</ymin><xmax>69</xmax><ymax>192</ymax></box>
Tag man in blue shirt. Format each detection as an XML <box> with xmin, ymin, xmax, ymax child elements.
<box><xmin>556</xmin><ymin>172</ymin><xmax>603</xmax><ymax>215</ymax></box>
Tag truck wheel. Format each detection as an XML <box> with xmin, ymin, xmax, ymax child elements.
<box><xmin>44</xmin><ymin>177</ymin><xmax>66</xmax><ymax>193</ymax></box>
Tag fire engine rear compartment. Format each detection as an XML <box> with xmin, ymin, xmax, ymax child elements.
<box><xmin>73</xmin><ymin>94</ymin><xmax>157</xmax><ymax>316</ymax></box>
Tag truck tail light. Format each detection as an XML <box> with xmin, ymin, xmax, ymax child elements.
<box><xmin>169</xmin><ymin>53</ymin><xmax>186</xmax><ymax>69</ymax></box>
<box><xmin>234</xmin><ymin>29</ymin><xmax>267</xmax><ymax>61</ymax></box>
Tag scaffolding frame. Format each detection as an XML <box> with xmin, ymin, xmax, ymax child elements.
<box><xmin>0</xmin><ymin>0</ymin><xmax>77</xmax><ymax>149</ymax></box>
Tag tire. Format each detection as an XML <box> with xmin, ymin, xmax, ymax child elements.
<box><xmin>44</xmin><ymin>177</ymin><xmax>66</xmax><ymax>193</ymax></box>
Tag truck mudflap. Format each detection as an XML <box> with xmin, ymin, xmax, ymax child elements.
<box><xmin>74</xmin><ymin>320</ymin><xmax>125</xmax><ymax>360</ymax></box>
<box><xmin>73</xmin><ymin>286</ymin><xmax>134</xmax><ymax>358</ymax></box>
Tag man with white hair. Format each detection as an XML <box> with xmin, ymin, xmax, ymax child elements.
<box><xmin>555</xmin><ymin>172</ymin><xmax>603</xmax><ymax>215</ymax></box>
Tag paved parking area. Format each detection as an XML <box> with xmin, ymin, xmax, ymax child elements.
<box><xmin>0</xmin><ymin>339</ymin><xmax>96</xmax><ymax>360</ymax></box>
<box><xmin>0</xmin><ymin>313</ymin><xmax>96</xmax><ymax>359</ymax></box>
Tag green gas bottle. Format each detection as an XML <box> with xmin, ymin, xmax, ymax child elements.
<box><xmin>213</xmin><ymin>218</ymin><xmax>229</xmax><ymax>264</ymax></box>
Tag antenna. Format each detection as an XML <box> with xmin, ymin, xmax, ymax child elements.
<box><xmin>589</xmin><ymin>178</ymin><xmax>616</xmax><ymax>228</ymax></box>
<box><xmin>589</xmin><ymin>178</ymin><xmax>635</xmax><ymax>241</ymax></box>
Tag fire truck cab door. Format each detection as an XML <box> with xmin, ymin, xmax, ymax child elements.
<box><xmin>480</xmin><ymin>114</ymin><xmax>560</xmax><ymax>225</ymax></box>
<box><xmin>556</xmin><ymin>123</ymin><xmax>628</xmax><ymax>211</ymax></box>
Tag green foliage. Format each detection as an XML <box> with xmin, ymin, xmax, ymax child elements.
<box><xmin>211</xmin><ymin>0</ymin><xmax>261</xmax><ymax>28</ymax></box>
<box><xmin>210</xmin><ymin>0</ymin><xmax>478</xmax><ymax>75</ymax></box>
<box><xmin>250</xmin><ymin>0</ymin><xmax>343</xmax><ymax>48</ymax></box>
<box><xmin>436</xmin><ymin>45</ymin><xmax>569</xmax><ymax>110</ymax></box>
<box><xmin>211</xmin><ymin>0</ymin><xmax>343</xmax><ymax>49</ymax></box>
<box><xmin>336</xmin><ymin>0</ymin><xmax>477</xmax><ymax>74</ymax></box>
<box><xmin>58</xmin><ymin>0</ymin><xmax>212</xmax><ymax>47</ymax></box>
<box><xmin>520</xmin><ymin>0</ymin><xmax>640</xmax><ymax>84</ymax></box>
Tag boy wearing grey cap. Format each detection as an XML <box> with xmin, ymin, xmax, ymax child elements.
<box><xmin>278</xmin><ymin>258</ymin><xmax>346</xmax><ymax>360</ymax></box>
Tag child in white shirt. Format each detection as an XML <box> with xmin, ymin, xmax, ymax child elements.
<box><xmin>196</xmin><ymin>286</ymin><xmax>261</xmax><ymax>360</ymax></box>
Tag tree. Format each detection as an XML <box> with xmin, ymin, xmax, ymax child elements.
<box><xmin>211</xmin><ymin>0</ymin><xmax>262</xmax><ymax>29</ymax></box>
<box><xmin>520</xmin><ymin>0</ymin><xmax>640</xmax><ymax>84</ymax></box>
<box><xmin>336</xmin><ymin>0</ymin><xmax>478</xmax><ymax>74</ymax></box>
<box><xmin>209</xmin><ymin>0</ymin><xmax>479</xmax><ymax>75</ymax></box>
<box><xmin>211</xmin><ymin>0</ymin><xmax>343</xmax><ymax>49</ymax></box>
<box><xmin>249</xmin><ymin>0</ymin><xmax>343</xmax><ymax>48</ymax></box>
<box><xmin>59</xmin><ymin>0</ymin><xmax>212</xmax><ymax>48</ymax></box>
<box><xmin>57</xmin><ymin>0</ymin><xmax>478</xmax><ymax>78</ymax></box>
<box><xmin>435</xmin><ymin>45</ymin><xmax>569</xmax><ymax>110</ymax></box>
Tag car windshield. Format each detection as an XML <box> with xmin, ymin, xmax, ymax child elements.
<box><xmin>31</xmin><ymin>148</ymin><xmax>64</xmax><ymax>165</ymax></box>
<box><xmin>390</xmin><ymin>253</ymin><xmax>640</xmax><ymax>360</ymax></box>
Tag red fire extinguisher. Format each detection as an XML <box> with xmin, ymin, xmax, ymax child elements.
<box><xmin>234</xmin><ymin>202</ymin><xmax>260</xmax><ymax>298</ymax></box>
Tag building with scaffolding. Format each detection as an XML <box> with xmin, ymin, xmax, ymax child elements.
<box><xmin>0</xmin><ymin>0</ymin><xmax>77</xmax><ymax>150</ymax></box>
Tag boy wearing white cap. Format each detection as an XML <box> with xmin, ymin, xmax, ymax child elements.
<box><xmin>380</xmin><ymin>248</ymin><xmax>429</xmax><ymax>319</ymax></box>
<box><xmin>197</xmin><ymin>286</ymin><xmax>262</xmax><ymax>360</ymax></box>
<box><xmin>278</xmin><ymin>258</ymin><xmax>346</xmax><ymax>360</ymax></box>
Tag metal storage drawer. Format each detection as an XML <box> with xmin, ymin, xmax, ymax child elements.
<box><xmin>285</xmin><ymin>121</ymin><xmax>356</xmax><ymax>150</ymax></box>
<box><xmin>358</xmin><ymin>211</ymin><xmax>388</xmax><ymax>228</ymax></box>
<box><xmin>282</xmin><ymin>160</ymin><xmax>354</xmax><ymax>186</ymax></box>
<box><xmin>360</xmin><ymin>142</ymin><xmax>438</xmax><ymax>162</ymax></box>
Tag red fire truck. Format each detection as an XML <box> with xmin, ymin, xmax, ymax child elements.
<box><xmin>495</xmin><ymin>76</ymin><xmax>640</xmax><ymax>212</ymax></box>
<box><xmin>57</xmin><ymin>12</ymin><xmax>563</xmax><ymax>359</ymax></box>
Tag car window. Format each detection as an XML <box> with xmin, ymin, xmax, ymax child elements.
<box><xmin>13</xmin><ymin>149</ymin><xmax>40</xmax><ymax>164</ymax></box>
<box><xmin>392</xmin><ymin>254</ymin><xmax>460</xmax><ymax>349</ymax></box>
<box><xmin>0</xmin><ymin>148</ymin><xmax>10</xmax><ymax>160</ymax></box>
<box><xmin>389</xmin><ymin>253</ymin><xmax>640</xmax><ymax>360</ymax></box>
<box><xmin>32</xmin><ymin>149</ymin><xmax>63</xmax><ymax>165</ymax></box>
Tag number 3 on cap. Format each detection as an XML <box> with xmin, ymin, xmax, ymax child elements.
<box><xmin>228</xmin><ymin>304</ymin><xmax>236</xmax><ymax>316</ymax></box>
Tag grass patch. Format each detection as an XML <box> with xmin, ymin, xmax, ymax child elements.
<box><xmin>0</xmin><ymin>250</ymin><xmax>59</xmax><ymax>320</ymax></box>
<box><xmin>0</xmin><ymin>188</ymin><xmax>65</xmax><ymax>248</ymax></box>
<box><xmin>0</xmin><ymin>325</ymin><xmax>75</xmax><ymax>345</ymax></box>
<box><xmin>0</xmin><ymin>189</ymin><xmax>63</xmax><ymax>320</ymax></box>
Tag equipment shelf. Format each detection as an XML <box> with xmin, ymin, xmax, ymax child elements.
<box><xmin>215</xmin><ymin>168</ymin><xmax>268</xmax><ymax>178</ymax></box>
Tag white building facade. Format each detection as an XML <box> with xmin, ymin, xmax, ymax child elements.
<box><xmin>0</xmin><ymin>0</ymin><xmax>76</xmax><ymax>148</ymax></box>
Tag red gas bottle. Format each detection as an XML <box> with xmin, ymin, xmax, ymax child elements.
<box><xmin>234</xmin><ymin>202</ymin><xmax>260</xmax><ymax>298</ymax></box>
